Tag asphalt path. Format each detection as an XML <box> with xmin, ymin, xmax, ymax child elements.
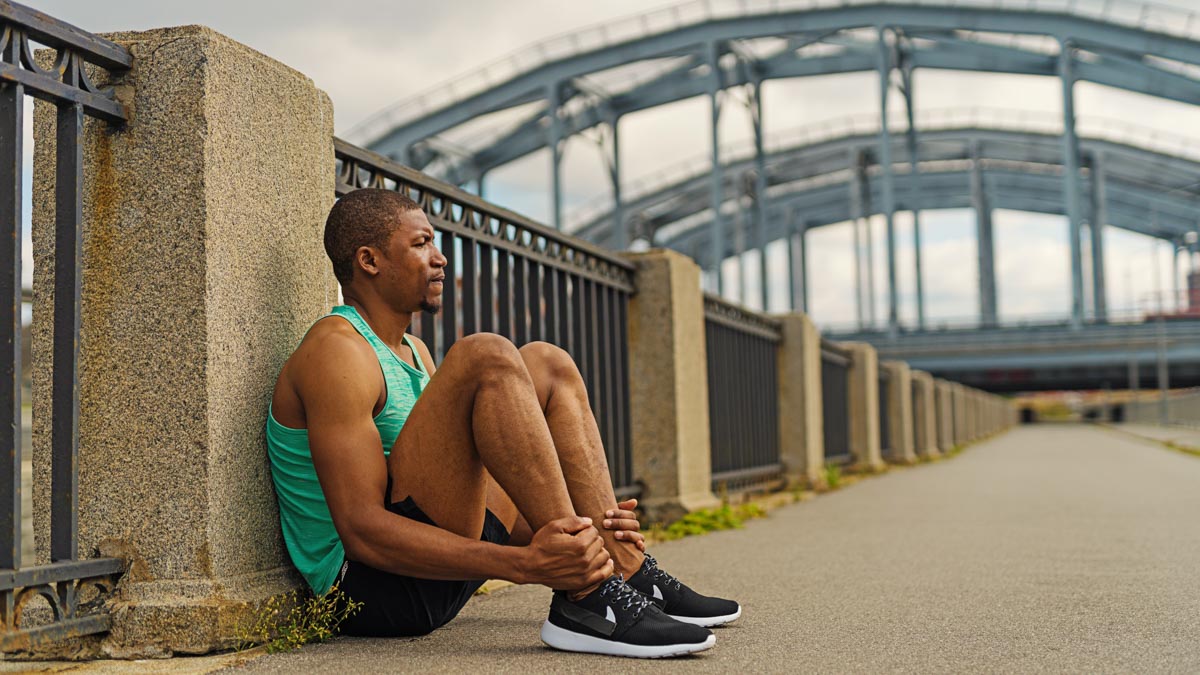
<box><xmin>229</xmin><ymin>425</ymin><xmax>1200</xmax><ymax>673</ymax></box>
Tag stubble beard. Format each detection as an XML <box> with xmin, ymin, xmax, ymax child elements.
<box><xmin>420</xmin><ymin>299</ymin><xmax>441</xmax><ymax>315</ymax></box>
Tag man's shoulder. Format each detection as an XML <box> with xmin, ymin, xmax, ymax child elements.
<box><xmin>293</xmin><ymin>316</ymin><xmax>377</xmax><ymax>375</ymax></box>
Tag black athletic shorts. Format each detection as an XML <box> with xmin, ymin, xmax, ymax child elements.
<box><xmin>335</xmin><ymin>493</ymin><xmax>511</xmax><ymax>637</ymax></box>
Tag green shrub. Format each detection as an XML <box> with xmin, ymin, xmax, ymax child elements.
<box><xmin>823</xmin><ymin>464</ymin><xmax>842</xmax><ymax>489</ymax></box>
<box><xmin>657</xmin><ymin>503</ymin><xmax>766</xmax><ymax>541</ymax></box>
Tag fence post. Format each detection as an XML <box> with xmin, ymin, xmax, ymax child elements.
<box><xmin>844</xmin><ymin>342</ymin><xmax>884</xmax><ymax>471</ymax></box>
<box><xmin>777</xmin><ymin>313</ymin><xmax>824</xmax><ymax>486</ymax></box>
<box><xmin>910</xmin><ymin>370</ymin><xmax>941</xmax><ymax>459</ymax></box>
<box><xmin>624</xmin><ymin>250</ymin><xmax>718</xmax><ymax>522</ymax></box>
<box><xmin>880</xmin><ymin>361</ymin><xmax>915</xmax><ymax>463</ymax></box>
<box><xmin>952</xmin><ymin>383</ymin><xmax>969</xmax><ymax>446</ymax></box>
<box><xmin>934</xmin><ymin>378</ymin><xmax>955</xmax><ymax>452</ymax></box>
<box><xmin>32</xmin><ymin>26</ymin><xmax>334</xmax><ymax>655</ymax></box>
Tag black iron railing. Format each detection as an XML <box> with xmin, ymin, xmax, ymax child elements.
<box><xmin>820</xmin><ymin>339</ymin><xmax>852</xmax><ymax>464</ymax></box>
<box><xmin>703</xmin><ymin>295</ymin><xmax>781</xmax><ymax>492</ymax></box>
<box><xmin>334</xmin><ymin>139</ymin><xmax>639</xmax><ymax>497</ymax></box>
<box><xmin>1</xmin><ymin>1</ymin><xmax>128</xmax><ymax>652</ymax></box>
<box><xmin>878</xmin><ymin>368</ymin><xmax>891</xmax><ymax>458</ymax></box>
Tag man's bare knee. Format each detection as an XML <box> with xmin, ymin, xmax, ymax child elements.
<box><xmin>520</xmin><ymin>342</ymin><xmax>583</xmax><ymax>409</ymax></box>
<box><xmin>446</xmin><ymin>333</ymin><xmax>532</xmax><ymax>389</ymax></box>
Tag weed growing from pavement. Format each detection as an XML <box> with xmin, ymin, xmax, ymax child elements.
<box><xmin>234</xmin><ymin>585</ymin><xmax>362</xmax><ymax>654</ymax></box>
<box><xmin>822</xmin><ymin>464</ymin><xmax>842</xmax><ymax>489</ymax></box>
<box><xmin>1164</xmin><ymin>440</ymin><xmax>1200</xmax><ymax>458</ymax></box>
<box><xmin>651</xmin><ymin>503</ymin><xmax>767</xmax><ymax>541</ymax></box>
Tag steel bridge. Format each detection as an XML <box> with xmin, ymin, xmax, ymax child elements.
<box><xmin>352</xmin><ymin>0</ymin><xmax>1200</xmax><ymax>388</ymax></box>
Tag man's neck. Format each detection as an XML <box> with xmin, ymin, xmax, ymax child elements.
<box><xmin>342</xmin><ymin>293</ymin><xmax>413</xmax><ymax>353</ymax></box>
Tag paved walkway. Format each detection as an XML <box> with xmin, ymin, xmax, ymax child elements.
<box><xmin>1112</xmin><ymin>422</ymin><xmax>1200</xmax><ymax>451</ymax></box>
<box><xmin>225</xmin><ymin>425</ymin><xmax>1200</xmax><ymax>673</ymax></box>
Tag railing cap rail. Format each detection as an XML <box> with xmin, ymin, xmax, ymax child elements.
<box><xmin>702</xmin><ymin>292</ymin><xmax>783</xmax><ymax>341</ymax></box>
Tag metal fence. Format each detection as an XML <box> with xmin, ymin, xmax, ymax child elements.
<box><xmin>703</xmin><ymin>294</ymin><xmax>781</xmax><ymax>492</ymax></box>
<box><xmin>334</xmin><ymin>139</ymin><xmax>639</xmax><ymax>497</ymax></box>
<box><xmin>1</xmin><ymin>2</ymin><xmax>129</xmax><ymax>651</ymax></box>
<box><xmin>821</xmin><ymin>340</ymin><xmax>853</xmax><ymax>464</ymax></box>
<box><xmin>878</xmin><ymin>368</ymin><xmax>891</xmax><ymax>458</ymax></box>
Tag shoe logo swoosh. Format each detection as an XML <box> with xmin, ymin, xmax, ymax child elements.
<box><xmin>553</xmin><ymin>595</ymin><xmax>618</xmax><ymax>637</ymax></box>
<box><xmin>652</xmin><ymin>584</ymin><xmax>664</xmax><ymax>600</ymax></box>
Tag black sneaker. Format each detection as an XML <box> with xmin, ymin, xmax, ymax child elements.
<box><xmin>627</xmin><ymin>554</ymin><xmax>742</xmax><ymax>627</ymax></box>
<box><xmin>540</xmin><ymin>575</ymin><xmax>715</xmax><ymax>658</ymax></box>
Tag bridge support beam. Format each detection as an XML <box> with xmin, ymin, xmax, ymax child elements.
<box><xmin>707</xmin><ymin>41</ymin><xmax>725</xmax><ymax>295</ymax></box>
<box><xmin>1090</xmin><ymin>153</ymin><xmax>1108</xmax><ymax>321</ymax></box>
<box><xmin>1059</xmin><ymin>40</ymin><xmax>1085</xmax><ymax>328</ymax></box>
<box><xmin>970</xmin><ymin>141</ymin><xmax>998</xmax><ymax>327</ymax></box>
<box><xmin>788</xmin><ymin>213</ymin><xmax>809</xmax><ymax>314</ymax></box>
<box><xmin>606</xmin><ymin>113</ymin><xmax>626</xmax><ymax>250</ymax></box>
<box><xmin>900</xmin><ymin>53</ymin><xmax>925</xmax><ymax>331</ymax></box>
<box><xmin>850</xmin><ymin>150</ymin><xmax>866</xmax><ymax>330</ymax></box>
<box><xmin>877</xmin><ymin>27</ymin><xmax>899</xmax><ymax>334</ymax></box>
<box><xmin>750</xmin><ymin>76</ymin><xmax>769</xmax><ymax>311</ymax></box>
<box><xmin>548</xmin><ymin>82</ymin><xmax>564</xmax><ymax>231</ymax></box>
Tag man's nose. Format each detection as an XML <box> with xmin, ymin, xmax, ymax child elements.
<box><xmin>432</xmin><ymin>246</ymin><xmax>448</xmax><ymax>268</ymax></box>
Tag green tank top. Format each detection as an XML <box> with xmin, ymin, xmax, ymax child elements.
<box><xmin>266</xmin><ymin>305</ymin><xmax>430</xmax><ymax>595</ymax></box>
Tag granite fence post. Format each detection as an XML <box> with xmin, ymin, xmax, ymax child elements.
<box><xmin>880</xmin><ymin>361</ymin><xmax>915</xmax><ymax>463</ymax></box>
<box><xmin>624</xmin><ymin>250</ymin><xmax>719</xmax><ymax>523</ymax></box>
<box><xmin>952</xmin><ymin>383</ymin><xmax>969</xmax><ymax>446</ymax></box>
<box><xmin>910</xmin><ymin>371</ymin><xmax>940</xmax><ymax>459</ymax></box>
<box><xmin>777</xmin><ymin>313</ymin><xmax>825</xmax><ymax>487</ymax></box>
<box><xmin>32</xmin><ymin>26</ymin><xmax>335</xmax><ymax>656</ymax></box>
<box><xmin>934</xmin><ymin>379</ymin><xmax>956</xmax><ymax>452</ymax></box>
<box><xmin>844</xmin><ymin>342</ymin><xmax>884</xmax><ymax>471</ymax></box>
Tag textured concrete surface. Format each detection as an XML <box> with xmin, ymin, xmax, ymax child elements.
<box><xmin>844</xmin><ymin>343</ymin><xmax>883</xmax><ymax>471</ymax></box>
<box><xmin>880</xmin><ymin>361</ymin><xmax>915</xmax><ymax>463</ymax></box>
<box><xmin>624</xmin><ymin>251</ymin><xmax>718</xmax><ymax>521</ymax></box>
<box><xmin>1111</xmin><ymin>423</ymin><xmax>1200</xmax><ymax>450</ymax></box>
<box><xmin>30</xmin><ymin>26</ymin><xmax>334</xmax><ymax>657</ymax></box>
<box><xmin>909</xmin><ymin>371</ymin><xmax>940</xmax><ymax>460</ymax></box>
<box><xmin>776</xmin><ymin>313</ymin><xmax>824</xmax><ymax>487</ymax></box>
<box><xmin>215</xmin><ymin>425</ymin><xmax>1200</xmax><ymax>673</ymax></box>
<box><xmin>934</xmin><ymin>379</ymin><xmax>955</xmax><ymax>452</ymax></box>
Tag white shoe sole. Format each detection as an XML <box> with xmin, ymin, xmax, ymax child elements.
<box><xmin>540</xmin><ymin>620</ymin><xmax>716</xmax><ymax>658</ymax></box>
<box><xmin>669</xmin><ymin>605</ymin><xmax>742</xmax><ymax>627</ymax></box>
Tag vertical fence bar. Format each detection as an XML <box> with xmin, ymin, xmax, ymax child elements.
<box><xmin>570</xmin><ymin>274</ymin><xmax>585</xmax><ymax>370</ymax></box>
<box><xmin>479</xmin><ymin>242</ymin><xmax>494</xmax><ymax>333</ymax></box>
<box><xmin>514</xmin><ymin>255</ymin><xmax>528</xmax><ymax>345</ymax></box>
<box><xmin>461</xmin><ymin>236</ymin><xmax>477</xmax><ymax>336</ymax></box>
<box><xmin>616</xmin><ymin>292</ymin><xmax>632</xmax><ymax>488</ymax></box>
<box><xmin>529</xmin><ymin>263</ymin><xmax>543</xmax><ymax>343</ymax></box>
<box><xmin>599</xmin><ymin>285</ymin><xmax>615</xmax><ymax>474</ymax></box>
<box><xmin>0</xmin><ymin>76</ymin><xmax>23</xmax><ymax>570</ymax></box>
<box><xmin>50</xmin><ymin>102</ymin><xmax>84</xmax><ymax>562</ymax></box>
<box><xmin>555</xmin><ymin>268</ymin><xmax>569</xmax><ymax>352</ymax></box>
<box><xmin>498</xmin><ymin>249</ymin><xmax>512</xmax><ymax>340</ymax></box>
<box><xmin>589</xmin><ymin>279</ymin><xmax>605</xmax><ymax>451</ymax></box>
<box><xmin>606</xmin><ymin>285</ymin><xmax>626</xmax><ymax>491</ymax></box>
<box><xmin>542</xmin><ymin>260</ymin><xmax>556</xmax><ymax>344</ymax></box>
<box><xmin>439</xmin><ymin>231</ymin><xmax>458</xmax><ymax>358</ymax></box>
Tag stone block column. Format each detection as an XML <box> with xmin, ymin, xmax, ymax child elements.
<box><xmin>625</xmin><ymin>250</ymin><xmax>719</xmax><ymax>523</ymax></box>
<box><xmin>777</xmin><ymin>313</ymin><xmax>825</xmax><ymax>487</ymax></box>
<box><xmin>934</xmin><ymin>379</ymin><xmax>955</xmax><ymax>452</ymax></box>
<box><xmin>879</xmin><ymin>361</ymin><xmax>915</xmax><ymax>464</ymax></box>
<box><xmin>910</xmin><ymin>370</ymin><xmax>940</xmax><ymax>459</ymax></box>
<box><xmin>952</xmin><ymin>383</ymin><xmax>969</xmax><ymax>446</ymax></box>
<box><xmin>32</xmin><ymin>27</ymin><xmax>335</xmax><ymax>656</ymax></box>
<box><xmin>844</xmin><ymin>342</ymin><xmax>884</xmax><ymax>471</ymax></box>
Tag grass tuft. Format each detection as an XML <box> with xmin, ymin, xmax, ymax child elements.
<box><xmin>234</xmin><ymin>585</ymin><xmax>362</xmax><ymax>654</ymax></box>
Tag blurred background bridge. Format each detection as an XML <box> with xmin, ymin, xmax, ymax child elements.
<box><xmin>346</xmin><ymin>0</ymin><xmax>1200</xmax><ymax>394</ymax></box>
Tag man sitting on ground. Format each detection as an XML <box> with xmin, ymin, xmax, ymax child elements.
<box><xmin>266</xmin><ymin>188</ymin><xmax>740</xmax><ymax>658</ymax></box>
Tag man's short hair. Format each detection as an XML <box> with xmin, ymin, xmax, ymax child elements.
<box><xmin>324</xmin><ymin>188</ymin><xmax>423</xmax><ymax>284</ymax></box>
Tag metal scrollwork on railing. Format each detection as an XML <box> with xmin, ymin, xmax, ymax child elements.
<box><xmin>334</xmin><ymin>137</ymin><xmax>636</xmax><ymax>293</ymax></box>
<box><xmin>0</xmin><ymin>559</ymin><xmax>124</xmax><ymax>651</ymax></box>
<box><xmin>0</xmin><ymin>3</ymin><xmax>130</xmax><ymax>123</ymax></box>
<box><xmin>702</xmin><ymin>293</ymin><xmax>782</xmax><ymax>342</ymax></box>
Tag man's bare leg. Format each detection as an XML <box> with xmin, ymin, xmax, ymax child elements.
<box><xmin>385</xmin><ymin>332</ymin><xmax>612</xmax><ymax>593</ymax></box>
<box><xmin>518</xmin><ymin>342</ymin><xmax>645</xmax><ymax>579</ymax></box>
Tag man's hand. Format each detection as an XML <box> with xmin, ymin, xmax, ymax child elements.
<box><xmin>521</xmin><ymin>516</ymin><xmax>613</xmax><ymax>590</ymax></box>
<box><xmin>602</xmin><ymin>498</ymin><xmax>646</xmax><ymax>552</ymax></box>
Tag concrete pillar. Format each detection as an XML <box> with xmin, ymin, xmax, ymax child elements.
<box><xmin>910</xmin><ymin>370</ymin><xmax>940</xmax><ymax>459</ymax></box>
<box><xmin>934</xmin><ymin>379</ymin><xmax>955</xmax><ymax>452</ymax></box>
<box><xmin>952</xmin><ymin>383</ymin><xmax>969</xmax><ymax>446</ymax></box>
<box><xmin>880</xmin><ymin>361</ymin><xmax>915</xmax><ymax>463</ymax></box>
<box><xmin>777</xmin><ymin>313</ymin><xmax>825</xmax><ymax>487</ymax></box>
<box><xmin>624</xmin><ymin>250</ymin><xmax>719</xmax><ymax>523</ymax></box>
<box><xmin>845</xmin><ymin>343</ymin><xmax>884</xmax><ymax>471</ymax></box>
<box><xmin>32</xmin><ymin>26</ymin><xmax>335</xmax><ymax>655</ymax></box>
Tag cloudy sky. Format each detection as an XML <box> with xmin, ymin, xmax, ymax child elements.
<box><xmin>33</xmin><ymin>0</ymin><xmax>1200</xmax><ymax>329</ymax></box>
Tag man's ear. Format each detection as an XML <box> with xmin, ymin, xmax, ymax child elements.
<box><xmin>354</xmin><ymin>245</ymin><xmax>381</xmax><ymax>278</ymax></box>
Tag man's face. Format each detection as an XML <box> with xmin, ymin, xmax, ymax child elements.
<box><xmin>380</xmin><ymin>208</ymin><xmax>447</xmax><ymax>315</ymax></box>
